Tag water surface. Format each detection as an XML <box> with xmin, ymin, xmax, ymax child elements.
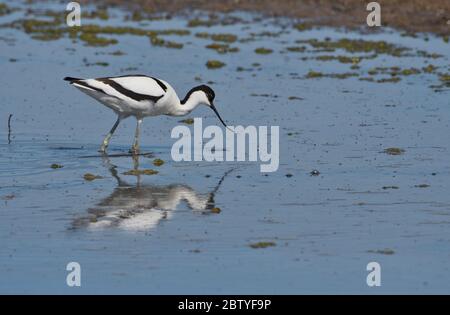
<box><xmin>1</xmin><ymin>0</ymin><xmax>450</xmax><ymax>294</ymax></box>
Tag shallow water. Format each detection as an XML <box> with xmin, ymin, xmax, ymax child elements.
<box><xmin>1</xmin><ymin>1</ymin><xmax>450</xmax><ymax>294</ymax></box>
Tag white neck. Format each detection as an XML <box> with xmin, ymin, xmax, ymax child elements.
<box><xmin>173</xmin><ymin>91</ymin><xmax>206</xmax><ymax>116</ymax></box>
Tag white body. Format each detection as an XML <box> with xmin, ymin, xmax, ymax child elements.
<box><xmin>74</xmin><ymin>184</ymin><xmax>213</xmax><ymax>231</ymax></box>
<box><xmin>65</xmin><ymin>74</ymin><xmax>222</xmax><ymax>152</ymax></box>
<box><xmin>72</xmin><ymin>76</ymin><xmax>183</xmax><ymax>117</ymax></box>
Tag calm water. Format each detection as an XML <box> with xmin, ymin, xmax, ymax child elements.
<box><xmin>0</xmin><ymin>0</ymin><xmax>449</xmax><ymax>294</ymax></box>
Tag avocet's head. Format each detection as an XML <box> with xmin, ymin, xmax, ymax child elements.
<box><xmin>183</xmin><ymin>85</ymin><xmax>228</xmax><ymax>127</ymax></box>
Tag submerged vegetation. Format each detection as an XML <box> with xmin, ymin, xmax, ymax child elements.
<box><xmin>249</xmin><ymin>241</ymin><xmax>276</xmax><ymax>249</ymax></box>
<box><xmin>0</xmin><ymin>3</ymin><xmax>12</xmax><ymax>16</ymax></box>
<box><xmin>0</xmin><ymin>4</ymin><xmax>447</xmax><ymax>91</ymax></box>
<box><xmin>305</xmin><ymin>71</ymin><xmax>358</xmax><ymax>79</ymax></box>
<box><xmin>254</xmin><ymin>47</ymin><xmax>273</xmax><ymax>55</ymax></box>
<box><xmin>123</xmin><ymin>169</ymin><xmax>159</xmax><ymax>176</ymax></box>
<box><xmin>206</xmin><ymin>43</ymin><xmax>239</xmax><ymax>54</ymax></box>
<box><xmin>297</xmin><ymin>38</ymin><xmax>410</xmax><ymax>56</ymax></box>
<box><xmin>178</xmin><ymin>118</ymin><xmax>194</xmax><ymax>125</ymax></box>
<box><xmin>188</xmin><ymin>18</ymin><xmax>216</xmax><ymax>28</ymax></box>
<box><xmin>83</xmin><ymin>173</ymin><xmax>103</xmax><ymax>181</ymax></box>
<box><xmin>383</xmin><ymin>148</ymin><xmax>405</xmax><ymax>155</ymax></box>
<box><xmin>368</xmin><ymin>249</ymin><xmax>395</xmax><ymax>255</ymax></box>
<box><xmin>196</xmin><ymin>32</ymin><xmax>237</xmax><ymax>43</ymax></box>
<box><xmin>153</xmin><ymin>159</ymin><xmax>165</xmax><ymax>166</ymax></box>
<box><xmin>8</xmin><ymin>12</ymin><xmax>189</xmax><ymax>48</ymax></box>
<box><xmin>211</xmin><ymin>207</ymin><xmax>221</xmax><ymax>214</ymax></box>
<box><xmin>206</xmin><ymin>60</ymin><xmax>226</xmax><ymax>69</ymax></box>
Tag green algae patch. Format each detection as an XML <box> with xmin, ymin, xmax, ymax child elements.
<box><xmin>297</xmin><ymin>38</ymin><xmax>409</xmax><ymax>56</ymax></box>
<box><xmin>439</xmin><ymin>74</ymin><xmax>450</xmax><ymax>83</ymax></box>
<box><xmin>0</xmin><ymin>3</ymin><xmax>11</xmax><ymax>16</ymax></box>
<box><xmin>150</xmin><ymin>36</ymin><xmax>183</xmax><ymax>49</ymax></box>
<box><xmin>206</xmin><ymin>43</ymin><xmax>239</xmax><ymax>54</ymax></box>
<box><xmin>211</xmin><ymin>207</ymin><xmax>221</xmax><ymax>214</ymax></box>
<box><xmin>377</xmin><ymin>77</ymin><xmax>401</xmax><ymax>83</ymax></box>
<box><xmin>366</xmin><ymin>66</ymin><xmax>421</xmax><ymax>79</ymax></box>
<box><xmin>305</xmin><ymin>71</ymin><xmax>358</xmax><ymax>79</ymax></box>
<box><xmin>255</xmin><ymin>47</ymin><xmax>273</xmax><ymax>55</ymax></box>
<box><xmin>315</xmin><ymin>55</ymin><xmax>335</xmax><ymax>62</ymax></box>
<box><xmin>82</xmin><ymin>9</ymin><xmax>109</xmax><ymax>20</ymax></box>
<box><xmin>211</xmin><ymin>33</ymin><xmax>237</xmax><ymax>43</ymax></box>
<box><xmin>83</xmin><ymin>173</ymin><xmax>103</xmax><ymax>181</ymax></box>
<box><xmin>305</xmin><ymin>71</ymin><xmax>323</xmax><ymax>78</ymax></box>
<box><xmin>16</xmin><ymin>18</ymin><xmax>188</xmax><ymax>48</ymax></box>
<box><xmin>249</xmin><ymin>241</ymin><xmax>276</xmax><ymax>249</ymax></box>
<box><xmin>332</xmin><ymin>72</ymin><xmax>359</xmax><ymax>79</ymax></box>
<box><xmin>417</xmin><ymin>50</ymin><xmax>442</xmax><ymax>59</ymax></box>
<box><xmin>19</xmin><ymin>18</ymin><xmax>64</xmax><ymax>41</ymax></box>
<box><xmin>123</xmin><ymin>169</ymin><xmax>159</xmax><ymax>176</ymax></box>
<box><xmin>368</xmin><ymin>248</ymin><xmax>395</xmax><ymax>255</ymax></box>
<box><xmin>422</xmin><ymin>64</ymin><xmax>437</xmax><ymax>73</ymax></box>
<box><xmin>179</xmin><ymin>118</ymin><xmax>194</xmax><ymax>125</ymax></box>
<box><xmin>188</xmin><ymin>18</ymin><xmax>216</xmax><ymax>27</ymax></box>
<box><xmin>206</xmin><ymin>60</ymin><xmax>226</xmax><ymax>69</ymax></box>
<box><xmin>399</xmin><ymin>68</ymin><xmax>421</xmax><ymax>76</ymax></box>
<box><xmin>383</xmin><ymin>147</ymin><xmax>405</xmax><ymax>155</ymax></box>
<box><xmin>196</xmin><ymin>32</ymin><xmax>237</xmax><ymax>43</ymax></box>
<box><xmin>79</xmin><ymin>33</ymin><xmax>118</xmax><ymax>46</ymax></box>
<box><xmin>50</xmin><ymin>164</ymin><xmax>63</xmax><ymax>169</ymax></box>
<box><xmin>158</xmin><ymin>29</ymin><xmax>191</xmax><ymax>36</ymax></box>
<box><xmin>294</xmin><ymin>23</ymin><xmax>312</xmax><ymax>31</ymax></box>
<box><xmin>74</xmin><ymin>25</ymin><xmax>147</xmax><ymax>36</ymax></box>
<box><xmin>286</xmin><ymin>46</ymin><xmax>307</xmax><ymax>53</ymax></box>
<box><xmin>21</xmin><ymin>19</ymin><xmax>62</xmax><ymax>33</ymax></box>
<box><xmin>31</xmin><ymin>32</ymin><xmax>63</xmax><ymax>41</ymax></box>
<box><xmin>153</xmin><ymin>159</ymin><xmax>165</xmax><ymax>167</ymax></box>
<box><xmin>315</xmin><ymin>55</ymin><xmax>367</xmax><ymax>64</ymax></box>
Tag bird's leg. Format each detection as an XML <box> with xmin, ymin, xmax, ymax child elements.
<box><xmin>99</xmin><ymin>116</ymin><xmax>121</xmax><ymax>153</ymax></box>
<box><xmin>130</xmin><ymin>118</ymin><xmax>142</xmax><ymax>155</ymax></box>
<box><xmin>132</xmin><ymin>154</ymin><xmax>142</xmax><ymax>187</ymax></box>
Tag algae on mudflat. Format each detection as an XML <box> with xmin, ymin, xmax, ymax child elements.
<box><xmin>206</xmin><ymin>60</ymin><xmax>226</xmax><ymax>69</ymax></box>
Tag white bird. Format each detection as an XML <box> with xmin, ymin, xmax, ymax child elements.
<box><xmin>64</xmin><ymin>75</ymin><xmax>228</xmax><ymax>154</ymax></box>
<box><xmin>72</xmin><ymin>158</ymin><xmax>233</xmax><ymax>231</ymax></box>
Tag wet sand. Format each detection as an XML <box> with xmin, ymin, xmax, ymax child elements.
<box><xmin>92</xmin><ymin>0</ymin><xmax>450</xmax><ymax>36</ymax></box>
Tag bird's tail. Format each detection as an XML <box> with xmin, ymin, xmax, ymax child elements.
<box><xmin>64</xmin><ymin>77</ymin><xmax>82</xmax><ymax>82</ymax></box>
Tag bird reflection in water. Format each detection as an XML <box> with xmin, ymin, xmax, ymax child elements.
<box><xmin>73</xmin><ymin>154</ymin><xmax>232</xmax><ymax>231</ymax></box>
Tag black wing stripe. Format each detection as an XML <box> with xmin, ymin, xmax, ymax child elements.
<box><xmin>98</xmin><ymin>78</ymin><xmax>163</xmax><ymax>102</ymax></box>
<box><xmin>106</xmin><ymin>74</ymin><xmax>148</xmax><ymax>78</ymax></box>
<box><xmin>103</xmin><ymin>75</ymin><xmax>167</xmax><ymax>92</ymax></box>
<box><xmin>71</xmin><ymin>80</ymin><xmax>106</xmax><ymax>94</ymax></box>
<box><xmin>150</xmin><ymin>77</ymin><xmax>168</xmax><ymax>92</ymax></box>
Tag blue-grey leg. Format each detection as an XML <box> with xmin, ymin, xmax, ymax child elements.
<box><xmin>130</xmin><ymin>118</ymin><xmax>143</xmax><ymax>154</ymax></box>
<box><xmin>99</xmin><ymin>116</ymin><xmax>121</xmax><ymax>153</ymax></box>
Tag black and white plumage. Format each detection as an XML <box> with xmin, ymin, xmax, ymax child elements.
<box><xmin>72</xmin><ymin>158</ymin><xmax>233</xmax><ymax>231</ymax></box>
<box><xmin>64</xmin><ymin>75</ymin><xmax>227</xmax><ymax>153</ymax></box>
